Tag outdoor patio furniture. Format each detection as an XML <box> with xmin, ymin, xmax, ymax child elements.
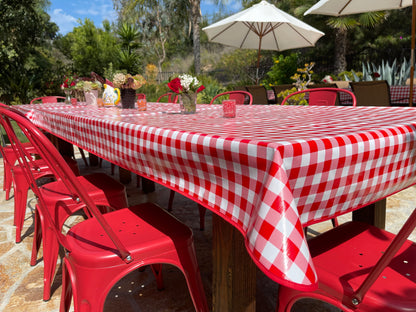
<box><xmin>281</xmin><ymin>87</ymin><xmax>356</xmax><ymax>106</ymax></box>
<box><xmin>156</xmin><ymin>92</ymin><xmax>179</xmax><ymax>103</ymax></box>
<box><xmin>209</xmin><ymin>90</ymin><xmax>253</xmax><ymax>105</ymax></box>
<box><xmin>30</xmin><ymin>96</ymin><xmax>66</xmax><ymax>104</ymax></box>
<box><xmin>16</xmin><ymin>102</ymin><xmax>416</xmax><ymax>311</ymax></box>
<box><xmin>277</xmin><ymin>210</ymin><xmax>416</xmax><ymax>312</ymax></box>
<box><xmin>350</xmin><ymin>80</ymin><xmax>391</xmax><ymax>106</ymax></box>
<box><xmin>0</xmin><ymin>104</ymin><xmax>80</xmax><ymax>244</ymax></box>
<box><xmin>246</xmin><ymin>85</ymin><xmax>274</xmax><ymax>104</ymax></box>
<box><xmin>0</xmin><ymin>107</ymin><xmax>208</xmax><ymax>312</ymax></box>
<box><xmin>0</xmin><ymin>105</ymin><xmax>129</xmax><ymax>301</ymax></box>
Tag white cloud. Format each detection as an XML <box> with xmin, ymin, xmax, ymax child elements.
<box><xmin>50</xmin><ymin>8</ymin><xmax>78</xmax><ymax>35</ymax></box>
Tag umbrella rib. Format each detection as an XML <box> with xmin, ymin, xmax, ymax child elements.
<box><xmin>339</xmin><ymin>0</ymin><xmax>353</xmax><ymax>15</ymax></box>
<box><xmin>285</xmin><ymin>23</ymin><xmax>315</xmax><ymax>47</ymax></box>
<box><xmin>210</xmin><ymin>21</ymin><xmax>238</xmax><ymax>41</ymax></box>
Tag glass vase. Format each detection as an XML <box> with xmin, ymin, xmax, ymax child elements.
<box><xmin>180</xmin><ymin>93</ymin><xmax>197</xmax><ymax>114</ymax></box>
<box><xmin>64</xmin><ymin>90</ymin><xmax>71</xmax><ymax>104</ymax></box>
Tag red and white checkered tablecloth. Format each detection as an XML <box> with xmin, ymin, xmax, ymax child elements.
<box><xmin>17</xmin><ymin>103</ymin><xmax>416</xmax><ymax>291</ymax></box>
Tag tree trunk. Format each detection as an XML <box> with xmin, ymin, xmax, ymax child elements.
<box><xmin>334</xmin><ymin>28</ymin><xmax>348</xmax><ymax>75</ymax></box>
<box><xmin>190</xmin><ymin>0</ymin><xmax>201</xmax><ymax>74</ymax></box>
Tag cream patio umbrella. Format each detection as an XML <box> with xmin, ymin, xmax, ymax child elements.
<box><xmin>203</xmin><ymin>0</ymin><xmax>325</xmax><ymax>83</ymax></box>
<box><xmin>305</xmin><ymin>0</ymin><xmax>415</xmax><ymax>106</ymax></box>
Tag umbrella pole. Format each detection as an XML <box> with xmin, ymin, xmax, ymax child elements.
<box><xmin>410</xmin><ymin>0</ymin><xmax>415</xmax><ymax>107</ymax></box>
<box><xmin>256</xmin><ymin>36</ymin><xmax>263</xmax><ymax>85</ymax></box>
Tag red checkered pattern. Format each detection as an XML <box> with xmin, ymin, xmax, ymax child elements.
<box><xmin>18</xmin><ymin>103</ymin><xmax>416</xmax><ymax>290</ymax></box>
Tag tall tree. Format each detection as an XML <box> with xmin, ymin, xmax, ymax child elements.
<box><xmin>114</xmin><ymin>0</ymin><xmax>203</xmax><ymax>73</ymax></box>
<box><xmin>0</xmin><ymin>0</ymin><xmax>59</xmax><ymax>103</ymax></box>
<box><xmin>58</xmin><ymin>19</ymin><xmax>119</xmax><ymax>77</ymax></box>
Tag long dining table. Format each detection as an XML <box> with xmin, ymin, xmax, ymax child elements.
<box><xmin>17</xmin><ymin>102</ymin><xmax>416</xmax><ymax>311</ymax></box>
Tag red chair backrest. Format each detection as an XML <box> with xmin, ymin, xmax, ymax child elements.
<box><xmin>156</xmin><ymin>93</ymin><xmax>178</xmax><ymax>103</ymax></box>
<box><xmin>281</xmin><ymin>87</ymin><xmax>357</xmax><ymax>107</ymax></box>
<box><xmin>209</xmin><ymin>91</ymin><xmax>253</xmax><ymax>105</ymax></box>
<box><xmin>309</xmin><ymin>90</ymin><xmax>338</xmax><ymax>106</ymax></box>
<box><xmin>30</xmin><ymin>96</ymin><xmax>66</xmax><ymax>104</ymax></box>
<box><xmin>0</xmin><ymin>106</ymin><xmax>132</xmax><ymax>262</ymax></box>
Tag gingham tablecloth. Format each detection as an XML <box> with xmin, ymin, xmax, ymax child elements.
<box><xmin>17</xmin><ymin>103</ymin><xmax>416</xmax><ymax>290</ymax></box>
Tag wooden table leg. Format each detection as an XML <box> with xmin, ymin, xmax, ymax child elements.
<box><xmin>118</xmin><ymin>167</ymin><xmax>132</xmax><ymax>184</ymax></box>
<box><xmin>352</xmin><ymin>198</ymin><xmax>386</xmax><ymax>229</ymax></box>
<box><xmin>89</xmin><ymin>153</ymin><xmax>99</xmax><ymax>166</ymax></box>
<box><xmin>212</xmin><ymin>214</ymin><xmax>256</xmax><ymax>312</ymax></box>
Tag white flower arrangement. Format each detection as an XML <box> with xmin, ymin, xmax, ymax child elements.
<box><xmin>178</xmin><ymin>74</ymin><xmax>200</xmax><ymax>93</ymax></box>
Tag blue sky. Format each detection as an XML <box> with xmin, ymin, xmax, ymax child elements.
<box><xmin>48</xmin><ymin>0</ymin><xmax>242</xmax><ymax>35</ymax></box>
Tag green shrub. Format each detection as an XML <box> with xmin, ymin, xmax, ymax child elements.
<box><xmin>262</xmin><ymin>53</ymin><xmax>299</xmax><ymax>86</ymax></box>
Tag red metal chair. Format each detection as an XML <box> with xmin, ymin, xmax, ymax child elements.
<box><xmin>156</xmin><ymin>92</ymin><xmax>179</xmax><ymax>103</ymax></box>
<box><xmin>209</xmin><ymin>90</ymin><xmax>253</xmax><ymax>105</ymax></box>
<box><xmin>29</xmin><ymin>97</ymin><xmax>89</xmax><ymax>167</ymax></box>
<box><xmin>277</xmin><ymin>210</ymin><xmax>416</xmax><ymax>312</ymax></box>
<box><xmin>0</xmin><ymin>104</ymin><xmax>80</xmax><ymax>243</ymax></box>
<box><xmin>0</xmin><ymin>106</ymin><xmax>128</xmax><ymax>301</ymax></box>
<box><xmin>281</xmin><ymin>87</ymin><xmax>357</xmax><ymax>107</ymax></box>
<box><xmin>30</xmin><ymin>96</ymin><xmax>66</xmax><ymax>104</ymax></box>
<box><xmin>0</xmin><ymin>107</ymin><xmax>208</xmax><ymax>311</ymax></box>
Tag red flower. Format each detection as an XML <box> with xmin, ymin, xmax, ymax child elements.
<box><xmin>168</xmin><ymin>77</ymin><xmax>183</xmax><ymax>94</ymax></box>
<box><xmin>196</xmin><ymin>85</ymin><xmax>205</xmax><ymax>93</ymax></box>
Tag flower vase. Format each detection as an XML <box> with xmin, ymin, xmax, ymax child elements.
<box><xmin>64</xmin><ymin>90</ymin><xmax>72</xmax><ymax>104</ymax></box>
<box><xmin>120</xmin><ymin>88</ymin><xmax>136</xmax><ymax>109</ymax></box>
<box><xmin>180</xmin><ymin>93</ymin><xmax>197</xmax><ymax>114</ymax></box>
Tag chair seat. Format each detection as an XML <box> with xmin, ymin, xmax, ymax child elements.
<box><xmin>66</xmin><ymin>203</ymin><xmax>192</xmax><ymax>267</ymax></box>
<box><xmin>308</xmin><ymin>221</ymin><xmax>416</xmax><ymax>311</ymax></box>
<box><xmin>40</xmin><ymin>172</ymin><xmax>127</xmax><ymax>226</ymax></box>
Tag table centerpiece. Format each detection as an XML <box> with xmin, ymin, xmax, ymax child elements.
<box><xmin>112</xmin><ymin>72</ymin><xmax>146</xmax><ymax>108</ymax></box>
<box><xmin>168</xmin><ymin>74</ymin><xmax>205</xmax><ymax>114</ymax></box>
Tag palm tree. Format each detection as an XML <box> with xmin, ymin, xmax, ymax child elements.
<box><xmin>280</xmin><ymin>0</ymin><xmax>387</xmax><ymax>74</ymax></box>
<box><xmin>326</xmin><ymin>13</ymin><xmax>386</xmax><ymax>74</ymax></box>
<box><xmin>116</xmin><ymin>23</ymin><xmax>142</xmax><ymax>73</ymax></box>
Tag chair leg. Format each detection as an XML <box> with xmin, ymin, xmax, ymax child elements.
<box><xmin>60</xmin><ymin>259</ymin><xmax>73</xmax><ymax>312</ymax></box>
<box><xmin>111</xmin><ymin>163</ymin><xmax>115</xmax><ymax>175</ymax></box>
<box><xmin>3</xmin><ymin>163</ymin><xmax>12</xmax><ymax>200</ymax></box>
<box><xmin>168</xmin><ymin>190</ymin><xmax>175</xmax><ymax>212</ymax></box>
<box><xmin>13</xmin><ymin>177</ymin><xmax>29</xmax><ymax>243</ymax></box>
<box><xmin>198</xmin><ymin>204</ymin><xmax>206</xmax><ymax>231</ymax></box>
<box><xmin>331</xmin><ymin>217</ymin><xmax>339</xmax><ymax>227</ymax></box>
<box><xmin>77</xmin><ymin>148</ymin><xmax>89</xmax><ymax>167</ymax></box>
<box><xmin>150</xmin><ymin>264</ymin><xmax>164</xmax><ymax>290</ymax></box>
<box><xmin>178</xmin><ymin>244</ymin><xmax>209</xmax><ymax>312</ymax></box>
<box><xmin>30</xmin><ymin>209</ymin><xmax>42</xmax><ymax>266</ymax></box>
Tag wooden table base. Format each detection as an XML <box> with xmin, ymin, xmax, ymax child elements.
<box><xmin>212</xmin><ymin>214</ymin><xmax>256</xmax><ymax>312</ymax></box>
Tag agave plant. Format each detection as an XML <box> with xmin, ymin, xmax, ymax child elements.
<box><xmin>344</xmin><ymin>58</ymin><xmax>411</xmax><ymax>85</ymax></box>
